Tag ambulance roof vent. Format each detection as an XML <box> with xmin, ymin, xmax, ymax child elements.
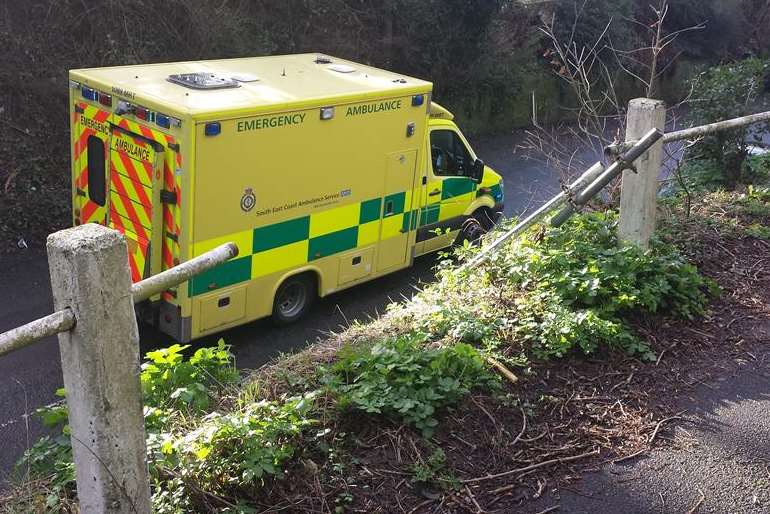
<box><xmin>230</xmin><ymin>73</ymin><xmax>259</xmax><ymax>83</ymax></box>
<box><xmin>167</xmin><ymin>72</ymin><xmax>240</xmax><ymax>90</ymax></box>
<box><xmin>328</xmin><ymin>64</ymin><xmax>356</xmax><ymax>73</ymax></box>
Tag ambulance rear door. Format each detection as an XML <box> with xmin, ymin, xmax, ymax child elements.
<box><xmin>106</xmin><ymin>126</ymin><xmax>165</xmax><ymax>283</ymax></box>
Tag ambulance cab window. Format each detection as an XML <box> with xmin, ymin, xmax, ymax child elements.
<box><xmin>86</xmin><ymin>135</ymin><xmax>106</xmax><ymax>206</ymax></box>
<box><xmin>430</xmin><ymin>129</ymin><xmax>472</xmax><ymax>177</ymax></box>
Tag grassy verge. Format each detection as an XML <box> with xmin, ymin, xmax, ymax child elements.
<box><xmin>6</xmin><ymin>181</ymin><xmax>769</xmax><ymax>512</ymax></box>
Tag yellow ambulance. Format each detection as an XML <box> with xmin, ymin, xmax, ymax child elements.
<box><xmin>68</xmin><ymin>54</ymin><xmax>504</xmax><ymax>341</ymax></box>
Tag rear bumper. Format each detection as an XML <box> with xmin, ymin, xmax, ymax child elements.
<box><xmin>138</xmin><ymin>300</ymin><xmax>192</xmax><ymax>342</ymax></box>
<box><xmin>159</xmin><ymin>301</ymin><xmax>193</xmax><ymax>342</ymax></box>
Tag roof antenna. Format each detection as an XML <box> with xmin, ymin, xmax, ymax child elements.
<box><xmin>282</xmin><ymin>67</ymin><xmax>286</xmax><ymax>77</ymax></box>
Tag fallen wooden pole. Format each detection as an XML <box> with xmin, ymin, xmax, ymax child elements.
<box><xmin>550</xmin><ymin>128</ymin><xmax>664</xmax><ymax>227</ymax></box>
<box><xmin>459</xmin><ymin>161</ymin><xmax>606</xmax><ymax>271</ymax></box>
<box><xmin>485</xmin><ymin>356</ymin><xmax>518</xmax><ymax>385</ymax></box>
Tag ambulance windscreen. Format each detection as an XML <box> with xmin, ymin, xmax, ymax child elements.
<box><xmin>167</xmin><ymin>72</ymin><xmax>240</xmax><ymax>90</ymax></box>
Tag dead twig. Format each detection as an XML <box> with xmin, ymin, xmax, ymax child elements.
<box><xmin>686</xmin><ymin>487</ymin><xmax>706</xmax><ymax>514</ymax></box>
<box><xmin>464</xmin><ymin>484</ymin><xmax>484</xmax><ymax>514</ymax></box>
<box><xmin>510</xmin><ymin>406</ymin><xmax>528</xmax><ymax>450</ymax></box>
<box><xmin>0</xmin><ymin>118</ymin><xmax>33</xmax><ymax>137</ymax></box>
<box><xmin>612</xmin><ymin>448</ymin><xmax>647</xmax><ymax>464</ymax></box>
<box><xmin>649</xmin><ymin>414</ymin><xmax>687</xmax><ymax>445</ymax></box>
<box><xmin>471</xmin><ymin>396</ymin><xmax>499</xmax><ymax>432</ymax></box>
<box><xmin>406</xmin><ymin>499</ymin><xmax>434</xmax><ymax>514</ymax></box>
<box><xmin>485</xmin><ymin>356</ymin><xmax>518</xmax><ymax>384</ymax></box>
<box><xmin>464</xmin><ymin>448</ymin><xmax>600</xmax><ymax>485</ymax></box>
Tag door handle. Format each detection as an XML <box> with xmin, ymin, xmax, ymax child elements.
<box><xmin>429</xmin><ymin>189</ymin><xmax>441</xmax><ymax>196</ymax></box>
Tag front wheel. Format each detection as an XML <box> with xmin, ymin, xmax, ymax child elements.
<box><xmin>272</xmin><ymin>274</ymin><xmax>316</xmax><ymax>325</ymax></box>
<box><xmin>460</xmin><ymin>217</ymin><xmax>486</xmax><ymax>243</ymax></box>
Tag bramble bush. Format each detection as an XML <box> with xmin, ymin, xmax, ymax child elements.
<box><xmin>149</xmin><ymin>395</ymin><xmax>316</xmax><ymax>514</ymax></box>
<box><xmin>496</xmin><ymin>212</ymin><xmax>717</xmax><ymax>359</ymax></box>
<box><xmin>409</xmin><ymin>211</ymin><xmax>717</xmax><ymax>361</ymax></box>
<box><xmin>323</xmin><ymin>334</ymin><xmax>498</xmax><ymax>436</ymax></box>
<box><xmin>141</xmin><ymin>339</ymin><xmax>239</xmax><ymax>413</ymax></box>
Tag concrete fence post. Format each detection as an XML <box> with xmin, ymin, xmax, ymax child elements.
<box><xmin>47</xmin><ymin>224</ymin><xmax>151</xmax><ymax>514</ymax></box>
<box><xmin>619</xmin><ymin>98</ymin><xmax>666</xmax><ymax>248</ymax></box>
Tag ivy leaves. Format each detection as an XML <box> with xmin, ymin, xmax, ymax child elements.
<box><xmin>324</xmin><ymin>335</ymin><xmax>498</xmax><ymax>437</ymax></box>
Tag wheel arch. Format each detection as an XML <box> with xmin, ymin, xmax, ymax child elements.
<box><xmin>463</xmin><ymin>195</ymin><xmax>496</xmax><ymax>217</ymax></box>
<box><xmin>270</xmin><ymin>266</ymin><xmax>323</xmax><ymax>305</ymax></box>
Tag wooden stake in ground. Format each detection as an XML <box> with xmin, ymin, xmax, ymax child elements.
<box><xmin>619</xmin><ymin>98</ymin><xmax>666</xmax><ymax>248</ymax></box>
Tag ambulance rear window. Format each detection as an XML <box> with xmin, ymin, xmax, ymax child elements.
<box><xmin>87</xmin><ymin>135</ymin><xmax>106</xmax><ymax>206</ymax></box>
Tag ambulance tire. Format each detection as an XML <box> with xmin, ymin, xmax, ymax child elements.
<box><xmin>457</xmin><ymin>208</ymin><xmax>490</xmax><ymax>244</ymax></box>
<box><xmin>272</xmin><ymin>273</ymin><xmax>317</xmax><ymax>325</ymax></box>
<box><xmin>460</xmin><ymin>217</ymin><xmax>485</xmax><ymax>243</ymax></box>
<box><xmin>474</xmin><ymin>207</ymin><xmax>497</xmax><ymax>231</ymax></box>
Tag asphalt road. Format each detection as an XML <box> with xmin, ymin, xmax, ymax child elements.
<box><xmin>0</xmin><ymin>131</ymin><xmax>566</xmax><ymax>484</ymax></box>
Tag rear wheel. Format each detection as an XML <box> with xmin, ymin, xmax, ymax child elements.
<box><xmin>272</xmin><ymin>273</ymin><xmax>316</xmax><ymax>325</ymax></box>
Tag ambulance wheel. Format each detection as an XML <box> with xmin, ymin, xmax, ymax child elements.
<box><xmin>272</xmin><ymin>274</ymin><xmax>316</xmax><ymax>325</ymax></box>
<box><xmin>460</xmin><ymin>215</ymin><xmax>486</xmax><ymax>243</ymax></box>
<box><xmin>474</xmin><ymin>207</ymin><xmax>497</xmax><ymax>230</ymax></box>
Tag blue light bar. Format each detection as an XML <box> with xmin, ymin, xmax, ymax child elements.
<box><xmin>205</xmin><ymin>122</ymin><xmax>221</xmax><ymax>136</ymax></box>
<box><xmin>81</xmin><ymin>86</ymin><xmax>97</xmax><ymax>101</ymax></box>
<box><xmin>412</xmin><ymin>94</ymin><xmax>424</xmax><ymax>107</ymax></box>
<box><xmin>156</xmin><ymin>113</ymin><xmax>171</xmax><ymax>129</ymax></box>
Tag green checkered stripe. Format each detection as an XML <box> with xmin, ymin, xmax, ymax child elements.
<box><xmin>189</xmin><ymin>178</ymin><xmax>480</xmax><ymax>297</ymax></box>
<box><xmin>403</xmin><ymin>177</ymin><xmax>477</xmax><ymax>229</ymax></box>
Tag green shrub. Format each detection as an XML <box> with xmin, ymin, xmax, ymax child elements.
<box><xmin>141</xmin><ymin>339</ymin><xmax>239</xmax><ymax>413</ymax></box>
<box><xmin>410</xmin><ymin>446</ymin><xmax>459</xmax><ymax>491</ymax></box>
<box><xmin>745</xmin><ymin>223</ymin><xmax>770</xmax><ymax>240</ymax></box>
<box><xmin>745</xmin><ymin>154</ymin><xmax>770</xmax><ymax>185</ymax></box>
<box><xmin>686</xmin><ymin>58</ymin><xmax>770</xmax><ymax>188</ymax></box>
<box><xmin>150</xmin><ymin>395</ymin><xmax>316</xmax><ymax>513</ymax></box>
<box><xmin>407</xmin><ymin>211</ymin><xmax>716</xmax><ymax>362</ymax></box>
<box><xmin>738</xmin><ymin>187</ymin><xmax>770</xmax><ymax>218</ymax></box>
<box><xmin>13</xmin><ymin>341</ymin><xmax>251</xmax><ymax>513</ymax></box>
<box><xmin>487</xmin><ymin>211</ymin><xmax>716</xmax><ymax>359</ymax></box>
<box><xmin>324</xmin><ymin>335</ymin><xmax>497</xmax><ymax>436</ymax></box>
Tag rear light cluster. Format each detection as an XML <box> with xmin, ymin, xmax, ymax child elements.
<box><xmin>72</xmin><ymin>81</ymin><xmax>180</xmax><ymax>129</ymax></box>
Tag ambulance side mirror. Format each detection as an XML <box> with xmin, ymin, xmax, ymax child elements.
<box><xmin>471</xmin><ymin>158</ymin><xmax>485</xmax><ymax>183</ymax></box>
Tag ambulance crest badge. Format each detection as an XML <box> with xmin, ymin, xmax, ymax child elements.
<box><xmin>240</xmin><ymin>188</ymin><xmax>256</xmax><ymax>212</ymax></box>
